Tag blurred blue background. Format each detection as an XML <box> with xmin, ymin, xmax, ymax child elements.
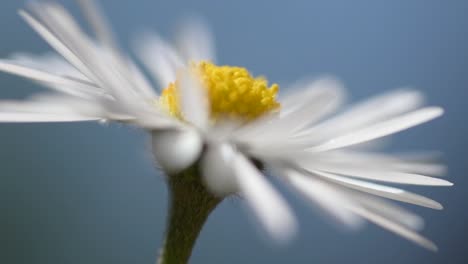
<box><xmin>0</xmin><ymin>0</ymin><xmax>466</xmax><ymax>263</ymax></box>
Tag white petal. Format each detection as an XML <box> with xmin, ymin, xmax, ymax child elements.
<box><xmin>281</xmin><ymin>168</ymin><xmax>362</xmax><ymax>228</ymax></box>
<box><xmin>134</xmin><ymin>32</ymin><xmax>183</xmax><ymax>89</ymax></box>
<box><xmin>352</xmin><ymin>194</ymin><xmax>425</xmax><ymax>230</ymax></box>
<box><xmin>393</xmin><ymin>163</ymin><xmax>447</xmax><ymax>176</ymax></box>
<box><xmin>312</xmin><ymin>151</ymin><xmax>447</xmax><ymax>177</ymax></box>
<box><xmin>18</xmin><ymin>10</ymin><xmax>95</xmax><ymax>80</ymax></box>
<box><xmin>178</xmin><ymin>69</ymin><xmax>209</xmax><ymax>130</ymax></box>
<box><xmin>26</xmin><ymin>3</ymin><xmax>159</xmax><ymax>117</ymax></box>
<box><xmin>280</xmin><ymin>77</ymin><xmax>345</xmax><ymax>119</ymax></box>
<box><xmin>151</xmin><ymin>129</ymin><xmax>202</xmax><ymax>173</ymax></box>
<box><xmin>177</xmin><ymin>18</ymin><xmax>216</xmax><ymax>62</ymax></box>
<box><xmin>295</xmin><ymin>89</ymin><xmax>425</xmax><ymax>140</ymax></box>
<box><xmin>0</xmin><ymin>59</ymin><xmax>104</xmax><ymax>98</ymax></box>
<box><xmin>0</xmin><ymin>112</ymin><xmax>98</xmax><ymax>122</ymax></box>
<box><xmin>309</xmin><ymin>107</ymin><xmax>443</xmax><ymax>152</ymax></box>
<box><xmin>303</xmin><ymin>162</ymin><xmax>452</xmax><ymax>186</ymax></box>
<box><xmin>271</xmin><ymin>78</ymin><xmax>345</xmax><ymax>134</ymax></box>
<box><xmin>274</xmin><ymin>165</ymin><xmax>435</xmax><ymax>249</ymax></box>
<box><xmin>10</xmin><ymin>52</ymin><xmax>86</xmax><ymax>79</ymax></box>
<box><xmin>75</xmin><ymin>0</ymin><xmax>118</xmax><ymax>50</ymax></box>
<box><xmin>310</xmin><ymin>170</ymin><xmax>443</xmax><ymax>209</ymax></box>
<box><xmin>233</xmin><ymin>78</ymin><xmax>344</xmax><ymax>147</ymax></box>
<box><xmin>351</xmin><ymin>206</ymin><xmax>437</xmax><ymax>251</ymax></box>
<box><xmin>233</xmin><ymin>154</ymin><xmax>297</xmax><ymax>241</ymax></box>
<box><xmin>201</xmin><ymin>144</ymin><xmax>238</xmax><ymax>196</ymax></box>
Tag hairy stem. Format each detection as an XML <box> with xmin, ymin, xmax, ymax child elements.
<box><xmin>158</xmin><ymin>167</ymin><xmax>222</xmax><ymax>264</ymax></box>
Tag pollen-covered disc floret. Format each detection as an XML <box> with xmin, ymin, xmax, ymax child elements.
<box><xmin>160</xmin><ymin>61</ymin><xmax>280</xmax><ymax>121</ymax></box>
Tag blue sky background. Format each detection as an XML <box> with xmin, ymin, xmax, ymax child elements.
<box><xmin>0</xmin><ymin>0</ymin><xmax>467</xmax><ymax>263</ymax></box>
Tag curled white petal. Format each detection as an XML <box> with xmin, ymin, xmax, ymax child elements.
<box><xmin>201</xmin><ymin>143</ymin><xmax>238</xmax><ymax>196</ymax></box>
<box><xmin>151</xmin><ymin>129</ymin><xmax>202</xmax><ymax>173</ymax></box>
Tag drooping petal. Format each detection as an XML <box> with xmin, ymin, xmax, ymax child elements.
<box><xmin>279</xmin><ymin>168</ymin><xmax>362</xmax><ymax>228</ymax></box>
<box><xmin>273</xmin><ymin>166</ymin><xmax>433</xmax><ymax>247</ymax></box>
<box><xmin>232</xmin><ymin>153</ymin><xmax>297</xmax><ymax>241</ymax></box>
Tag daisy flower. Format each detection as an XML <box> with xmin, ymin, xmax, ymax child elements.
<box><xmin>0</xmin><ymin>1</ymin><xmax>451</xmax><ymax>262</ymax></box>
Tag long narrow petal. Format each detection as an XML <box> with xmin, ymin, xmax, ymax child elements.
<box><xmin>309</xmin><ymin>151</ymin><xmax>447</xmax><ymax>176</ymax></box>
<box><xmin>18</xmin><ymin>10</ymin><xmax>96</xmax><ymax>81</ymax></box>
<box><xmin>134</xmin><ymin>32</ymin><xmax>183</xmax><ymax>89</ymax></box>
<box><xmin>26</xmin><ymin>3</ymin><xmax>163</xmax><ymax>121</ymax></box>
<box><xmin>0</xmin><ymin>59</ymin><xmax>104</xmax><ymax>98</ymax></box>
<box><xmin>0</xmin><ymin>110</ymin><xmax>98</xmax><ymax>122</ymax></box>
<box><xmin>178</xmin><ymin>70</ymin><xmax>209</xmax><ymax>130</ymax></box>
<box><xmin>295</xmin><ymin>89</ymin><xmax>425</xmax><ymax>140</ymax></box>
<box><xmin>274</xmin><ymin>165</ymin><xmax>436</xmax><ymax>249</ymax></box>
<box><xmin>233</xmin><ymin>154</ymin><xmax>297</xmax><ymax>241</ymax></box>
<box><xmin>75</xmin><ymin>0</ymin><xmax>118</xmax><ymax>50</ymax></box>
<box><xmin>280</xmin><ymin>168</ymin><xmax>362</xmax><ymax>228</ymax></box>
<box><xmin>350</xmin><ymin>206</ymin><xmax>437</xmax><ymax>251</ymax></box>
<box><xmin>351</xmin><ymin>193</ymin><xmax>424</xmax><ymax>230</ymax></box>
<box><xmin>177</xmin><ymin>18</ymin><xmax>216</xmax><ymax>62</ymax></box>
<box><xmin>309</xmin><ymin>170</ymin><xmax>443</xmax><ymax>209</ymax></box>
<box><xmin>309</xmin><ymin>107</ymin><xmax>443</xmax><ymax>152</ymax></box>
<box><xmin>302</xmin><ymin>162</ymin><xmax>452</xmax><ymax>186</ymax></box>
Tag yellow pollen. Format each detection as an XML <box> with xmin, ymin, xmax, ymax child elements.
<box><xmin>159</xmin><ymin>61</ymin><xmax>280</xmax><ymax>122</ymax></box>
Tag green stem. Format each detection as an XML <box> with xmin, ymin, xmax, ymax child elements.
<box><xmin>158</xmin><ymin>167</ymin><xmax>222</xmax><ymax>264</ymax></box>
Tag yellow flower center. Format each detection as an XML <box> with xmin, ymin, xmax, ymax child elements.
<box><xmin>159</xmin><ymin>61</ymin><xmax>280</xmax><ymax>122</ymax></box>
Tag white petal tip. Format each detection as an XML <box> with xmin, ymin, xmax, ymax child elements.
<box><xmin>429</xmin><ymin>107</ymin><xmax>444</xmax><ymax>118</ymax></box>
<box><xmin>270</xmin><ymin>221</ymin><xmax>298</xmax><ymax>243</ymax></box>
<box><xmin>425</xmin><ymin>242</ymin><xmax>439</xmax><ymax>252</ymax></box>
<box><xmin>435</xmin><ymin>179</ymin><xmax>453</xmax><ymax>186</ymax></box>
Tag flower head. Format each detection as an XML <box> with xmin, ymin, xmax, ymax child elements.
<box><xmin>0</xmin><ymin>0</ymin><xmax>451</xmax><ymax>251</ymax></box>
<box><xmin>160</xmin><ymin>61</ymin><xmax>280</xmax><ymax>121</ymax></box>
